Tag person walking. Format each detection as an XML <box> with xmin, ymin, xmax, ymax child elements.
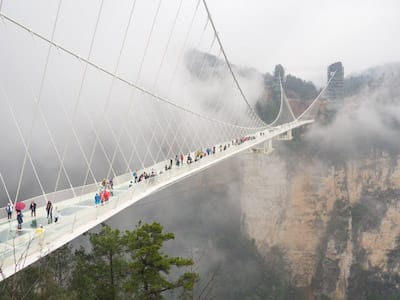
<box><xmin>46</xmin><ymin>200</ymin><xmax>53</xmax><ymax>220</ymax></box>
<box><xmin>100</xmin><ymin>190</ymin><xmax>106</xmax><ymax>205</ymax></box>
<box><xmin>16</xmin><ymin>210</ymin><xmax>23</xmax><ymax>230</ymax></box>
<box><xmin>94</xmin><ymin>193</ymin><xmax>100</xmax><ymax>206</ymax></box>
<box><xmin>5</xmin><ymin>203</ymin><xmax>12</xmax><ymax>220</ymax></box>
<box><xmin>30</xmin><ymin>201</ymin><xmax>37</xmax><ymax>217</ymax></box>
<box><xmin>108</xmin><ymin>177</ymin><xmax>114</xmax><ymax>189</ymax></box>
<box><xmin>53</xmin><ymin>207</ymin><xmax>59</xmax><ymax>223</ymax></box>
<box><xmin>133</xmin><ymin>170</ymin><xmax>138</xmax><ymax>183</ymax></box>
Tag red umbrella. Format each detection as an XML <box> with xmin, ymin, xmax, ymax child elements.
<box><xmin>15</xmin><ymin>202</ymin><xmax>26</xmax><ymax>211</ymax></box>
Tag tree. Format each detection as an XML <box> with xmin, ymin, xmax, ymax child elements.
<box><xmin>1</xmin><ymin>222</ymin><xmax>199</xmax><ymax>299</ymax></box>
<box><xmin>89</xmin><ymin>224</ymin><xmax>127</xmax><ymax>299</ymax></box>
<box><xmin>69</xmin><ymin>247</ymin><xmax>97</xmax><ymax>300</ymax></box>
<box><xmin>274</xmin><ymin>64</ymin><xmax>285</xmax><ymax>79</ymax></box>
<box><xmin>34</xmin><ymin>245</ymin><xmax>74</xmax><ymax>300</ymax></box>
<box><xmin>70</xmin><ymin>224</ymin><xmax>127</xmax><ymax>300</ymax></box>
<box><xmin>0</xmin><ymin>244</ymin><xmax>73</xmax><ymax>300</ymax></box>
<box><xmin>124</xmin><ymin>221</ymin><xmax>199</xmax><ymax>299</ymax></box>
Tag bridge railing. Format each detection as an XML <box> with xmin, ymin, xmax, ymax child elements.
<box><xmin>0</xmin><ymin>129</ymin><xmax>262</xmax><ymax>270</ymax></box>
<box><xmin>0</xmin><ymin>183</ymin><xmax>99</xmax><ymax>220</ymax></box>
<box><xmin>1</xmin><ymin>121</ymin><xmax>314</xmax><ymax>278</ymax></box>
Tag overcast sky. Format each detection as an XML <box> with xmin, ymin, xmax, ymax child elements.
<box><xmin>1</xmin><ymin>0</ymin><xmax>399</xmax><ymax>202</ymax></box>
<box><xmin>2</xmin><ymin>0</ymin><xmax>399</xmax><ymax>86</ymax></box>
<box><xmin>207</xmin><ymin>0</ymin><xmax>400</xmax><ymax>85</ymax></box>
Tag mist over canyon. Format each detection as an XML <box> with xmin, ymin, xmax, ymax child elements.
<box><xmin>101</xmin><ymin>62</ymin><xmax>400</xmax><ymax>299</ymax></box>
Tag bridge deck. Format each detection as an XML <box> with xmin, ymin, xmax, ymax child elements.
<box><xmin>0</xmin><ymin>120</ymin><xmax>312</xmax><ymax>280</ymax></box>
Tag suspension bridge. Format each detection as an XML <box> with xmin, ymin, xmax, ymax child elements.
<box><xmin>0</xmin><ymin>0</ymin><xmax>334</xmax><ymax>280</ymax></box>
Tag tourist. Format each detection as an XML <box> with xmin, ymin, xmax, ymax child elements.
<box><xmin>5</xmin><ymin>202</ymin><xmax>12</xmax><ymax>220</ymax></box>
<box><xmin>101</xmin><ymin>179</ymin><xmax>107</xmax><ymax>189</ymax></box>
<box><xmin>104</xmin><ymin>189</ymin><xmax>110</xmax><ymax>201</ymax></box>
<box><xmin>17</xmin><ymin>210</ymin><xmax>23</xmax><ymax>230</ymax></box>
<box><xmin>94</xmin><ymin>193</ymin><xmax>100</xmax><ymax>206</ymax></box>
<box><xmin>108</xmin><ymin>177</ymin><xmax>114</xmax><ymax>189</ymax></box>
<box><xmin>133</xmin><ymin>170</ymin><xmax>138</xmax><ymax>183</ymax></box>
<box><xmin>100</xmin><ymin>190</ymin><xmax>106</xmax><ymax>205</ymax></box>
<box><xmin>29</xmin><ymin>201</ymin><xmax>37</xmax><ymax>217</ymax></box>
<box><xmin>46</xmin><ymin>200</ymin><xmax>53</xmax><ymax>220</ymax></box>
<box><xmin>53</xmin><ymin>207</ymin><xmax>59</xmax><ymax>223</ymax></box>
<box><xmin>180</xmin><ymin>154</ymin><xmax>184</xmax><ymax>165</ymax></box>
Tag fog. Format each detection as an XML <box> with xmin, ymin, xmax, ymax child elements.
<box><xmin>207</xmin><ymin>0</ymin><xmax>400</xmax><ymax>86</ymax></box>
<box><xmin>1</xmin><ymin>0</ymin><xmax>398</xmax><ymax>204</ymax></box>
<box><xmin>1</xmin><ymin>2</ymin><xmax>400</xmax><ymax>297</ymax></box>
<box><xmin>306</xmin><ymin>63</ymin><xmax>400</xmax><ymax>159</ymax></box>
<box><xmin>0</xmin><ymin>0</ymin><xmax>264</xmax><ymax>204</ymax></box>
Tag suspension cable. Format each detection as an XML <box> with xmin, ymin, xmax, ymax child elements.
<box><xmin>97</xmin><ymin>0</ymin><xmax>139</xmax><ymax>180</ymax></box>
<box><xmin>296</xmin><ymin>70</ymin><xmax>337</xmax><ymax>121</ymax></box>
<box><xmin>201</xmin><ymin>0</ymin><xmax>268</xmax><ymax>128</ymax></box>
<box><xmin>0</xmin><ymin>172</ymin><xmax>12</xmax><ymax>206</ymax></box>
<box><xmin>11</xmin><ymin>0</ymin><xmax>63</xmax><ymax>203</ymax></box>
<box><xmin>0</xmin><ymin>10</ymin><xmax>265</xmax><ymax>131</ymax></box>
<box><xmin>270</xmin><ymin>76</ymin><xmax>296</xmax><ymax>126</ymax></box>
<box><xmin>269</xmin><ymin>77</ymin><xmax>284</xmax><ymax>126</ymax></box>
<box><xmin>281</xmin><ymin>78</ymin><xmax>297</xmax><ymax>121</ymax></box>
<box><xmin>1</xmin><ymin>86</ymin><xmax>48</xmax><ymax>203</ymax></box>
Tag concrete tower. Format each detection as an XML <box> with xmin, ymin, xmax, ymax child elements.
<box><xmin>326</xmin><ymin>62</ymin><xmax>344</xmax><ymax>109</ymax></box>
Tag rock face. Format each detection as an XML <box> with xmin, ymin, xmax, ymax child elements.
<box><xmin>239</xmin><ymin>143</ymin><xmax>400</xmax><ymax>299</ymax></box>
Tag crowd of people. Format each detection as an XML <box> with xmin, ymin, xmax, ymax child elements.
<box><xmin>94</xmin><ymin>177</ymin><xmax>114</xmax><ymax>206</ymax></box>
<box><xmin>4</xmin><ymin>198</ymin><xmax>60</xmax><ymax>231</ymax></box>
<box><xmin>127</xmin><ymin>135</ymin><xmax>257</xmax><ymax>188</ymax></box>
<box><xmin>4</xmin><ymin>198</ymin><xmax>67</xmax><ymax>233</ymax></box>
<box><xmin>4</xmin><ymin>134</ymin><xmax>259</xmax><ymax>232</ymax></box>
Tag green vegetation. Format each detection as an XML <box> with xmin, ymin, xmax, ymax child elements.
<box><xmin>285</xmin><ymin>74</ymin><xmax>318</xmax><ymax>102</ymax></box>
<box><xmin>344</xmin><ymin>75</ymin><xmax>369</xmax><ymax>97</ymax></box>
<box><xmin>0</xmin><ymin>222</ymin><xmax>198</xmax><ymax>300</ymax></box>
<box><xmin>255</xmin><ymin>95</ymin><xmax>280</xmax><ymax>123</ymax></box>
<box><xmin>256</xmin><ymin>64</ymin><xmax>318</xmax><ymax>124</ymax></box>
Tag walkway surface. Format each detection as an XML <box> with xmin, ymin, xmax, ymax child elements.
<box><xmin>0</xmin><ymin>120</ymin><xmax>312</xmax><ymax>280</ymax></box>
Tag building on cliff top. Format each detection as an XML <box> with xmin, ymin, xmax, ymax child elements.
<box><xmin>326</xmin><ymin>62</ymin><xmax>344</xmax><ymax>110</ymax></box>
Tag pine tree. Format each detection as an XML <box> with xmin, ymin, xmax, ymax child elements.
<box><xmin>124</xmin><ymin>221</ymin><xmax>199</xmax><ymax>299</ymax></box>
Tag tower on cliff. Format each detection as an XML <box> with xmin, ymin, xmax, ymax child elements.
<box><xmin>272</xmin><ymin>64</ymin><xmax>285</xmax><ymax>102</ymax></box>
<box><xmin>326</xmin><ymin>62</ymin><xmax>344</xmax><ymax>110</ymax></box>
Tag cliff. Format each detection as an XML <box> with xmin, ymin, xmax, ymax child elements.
<box><xmin>239</xmin><ymin>140</ymin><xmax>400</xmax><ymax>299</ymax></box>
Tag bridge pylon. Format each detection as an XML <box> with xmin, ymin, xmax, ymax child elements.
<box><xmin>276</xmin><ymin>129</ymin><xmax>293</xmax><ymax>141</ymax></box>
<box><xmin>251</xmin><ymin>138</ymin><xmax>274</xmax><ymax>154</ymax></box>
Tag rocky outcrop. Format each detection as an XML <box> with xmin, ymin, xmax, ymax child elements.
<box><xmin>239</xmin><ymin>142</ymin><xmax>400</xmax><ymax>299</ymax></box>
